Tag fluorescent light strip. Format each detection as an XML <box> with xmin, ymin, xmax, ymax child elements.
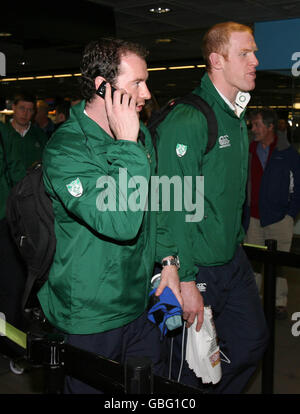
<box><xmin>148</xmin><ymin>67</ymin><xmax>167</xmax><ymax>71</ymax></box>
<box><xmin>35</xmin><ymin>75</ymin><xmax>54</xmax><ymax>79</ymax></box>
<box><xmin>0</xmin><ymin>64</ymin><xmax>206</xmax><ymax>81</ymax></box>
<box><xmin>169</xmin><ymin>65</ymin><xmax>195</xmax><ymax>70</ymax></box>
<box><xmin>0</xmin><ymin>78</ymin><xmax>17</xmax><ymax>82</ymax></box>
<box><xmin>18</xmin><ymin>77</ymin><xmax>35</xmax><ymax>80</ymax></box>
<box><xmin>53</xmin><ymin>74</ymin><xmax>73</xmax><ymax>78</ymax></box>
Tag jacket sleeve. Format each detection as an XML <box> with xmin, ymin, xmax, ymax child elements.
<box><xmin>43</xmin><ymin>134</ymin><xmax>150</xmax><ymax>242</ymax></box>
<box><xmin>155</xmin><ymin>104</ymin><xmax>207</xmax><ymax>282</ymax></box>
<box><xmin>287</xmin><ymin>148</ymin><xmax>300</xmax><ymax>219</ymax></box>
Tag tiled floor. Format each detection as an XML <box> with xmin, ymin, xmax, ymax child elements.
<box><xmin>0</xmin><ymin>258</ymin><xmax>299</xmax><ymax>394</ymax></box>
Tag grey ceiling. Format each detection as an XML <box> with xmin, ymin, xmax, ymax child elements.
<box><xmin>1</xmin><ymin>0</ymin><xmax>300</xmax><ymax>106</ymax></box>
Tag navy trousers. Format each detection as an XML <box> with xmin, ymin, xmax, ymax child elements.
<box><xmin>64</xmin><ymin>311</ymin><xmax>166</xmax><ymax>394</ymax></box>
<box><xmin>167</xmin><ymin>246</ymin><xmax>269</xmax><ymax>394</ymax></box>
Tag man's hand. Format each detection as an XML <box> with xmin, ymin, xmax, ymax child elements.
<box><xmin>155</xmin><ymin>266</ymin><xmax>183</xmax><ymax>308</ymax></box>
<box><xmin>104</xmin><ymin>83</ymin><xmax>140</xmax><ymax>142</ymax></box>
<box><xmin>180</xmin><ymin>281</ymin><xmax>204</xmax><ymax>332</ymax></box>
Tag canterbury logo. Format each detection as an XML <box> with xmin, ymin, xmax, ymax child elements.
<box><xmin>196</xmin><ymin>282</ymin><xmax>207</xmax><ymax>292</ymax></box>
<box><xmin>218</xmin><ymin>135</ymin><xmax>231</xmax><ymax>148</ymax></box>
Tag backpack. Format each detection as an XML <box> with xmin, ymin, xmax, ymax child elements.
<box><xmin>6</xmin><ymin>163</ymin><xmax>56</xmax><ymax>309</ymax></box>
<box><xmin>147</xmin><ymin>92</ymin><xmax>218</xmax><ymax>168</ymax></box>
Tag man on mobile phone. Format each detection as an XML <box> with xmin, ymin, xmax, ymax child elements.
<box><xmin>37</xmin><ymin>38</ymin><xmax>182</xmax><ymax>394</ymax></box>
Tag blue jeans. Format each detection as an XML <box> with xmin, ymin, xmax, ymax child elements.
<box><xmin>166</xmin><ymin>246</ymin><xmax>269</xmax><ymax>394</ymax></box>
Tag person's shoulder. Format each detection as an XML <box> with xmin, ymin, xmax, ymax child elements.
<box><xmin>44</xmin><ymin>118</ymin><xmax>87</xmax><ymax>161</ymax></box>
<box><xmin>157</xmin><ymin>100</ymin><xmax>208</xmax><ymax>137</ymax></box>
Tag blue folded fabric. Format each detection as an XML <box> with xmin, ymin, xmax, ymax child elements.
<box><xmin>148</xmin><ymin>285</ymin><xmax>183</xmax><ymax>337</ymax></box>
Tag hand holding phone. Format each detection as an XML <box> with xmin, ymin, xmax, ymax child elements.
<box><xmin>101</xmin><ymin>81</ymin><xmax>139</xmax><ymax>143</ymax></box>
<box><xmin>96</xmin><ymin>81</ymin><xmax>117</xmax><ymax>99</ymax></box>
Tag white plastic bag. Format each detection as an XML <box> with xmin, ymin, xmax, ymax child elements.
<box><xmin>185</xmin><ymin>306</ymin><xmax>222</xmax><ymax>384</ymax></box>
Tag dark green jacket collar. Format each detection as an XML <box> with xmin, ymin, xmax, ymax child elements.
<box><xmin>69</xmin><ymin>99</ymin><xmax>149</xmax><ymax>145</ymax></box>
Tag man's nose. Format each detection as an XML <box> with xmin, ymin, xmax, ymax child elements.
<box><xmin>251</xmin><ymin>53</ymin><xmax>259</xmax><ymax>68</ymax></box>
<box><xmin>141</xmin><ymin>84</ymin><xmax>151</xmax><ymax>100</ymax></box>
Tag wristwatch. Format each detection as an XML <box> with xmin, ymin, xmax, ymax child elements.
<box><xmin>161</xmin><ymin>255</ymin><xmax>180</xmax><ymax>269</ymax></box>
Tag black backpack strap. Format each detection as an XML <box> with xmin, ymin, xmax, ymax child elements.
<box><xmin>148</xmin><ymin>93</ymin><xmax>218</xmax><ymax>166</ymax></box>
<box><xmin>175</xmin><ymin>93</ymin><xmax>218</xmax><ymax>154</ymax></box>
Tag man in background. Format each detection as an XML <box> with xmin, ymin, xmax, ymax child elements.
<box><xmin>2</xmin><ymin>93</ymin><xmax>47</xmax><ymax>170</ymax></box>
<box><xmin>245</xmin><ymin>108</ymin><xmax>300</xmax><ymax>319</ymax></box>
<box><xmin>54</xmin><ymin>100</ymin><xmax>71</xmax><ymax>130</ymax></box>
<box><xmin>35</xmin><ymin>100</ymin><xmax>55</xmax><ymax>139</ymax></box>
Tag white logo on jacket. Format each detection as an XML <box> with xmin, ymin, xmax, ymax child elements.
<box><xmin>66</xmin><ymin>178</ymin><xmax>83</xmax><ymax>197</ymax></box>
<box><xmin>218</xmin><ymin>135</ymin><xmax>231</xmax><ymax>149</ymax></box>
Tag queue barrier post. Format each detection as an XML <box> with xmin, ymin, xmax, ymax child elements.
<box><xmin>25</xmin><ymin>330</ymin><xmax>202</xmax><ymax>394</ymax></box>
<box><xmin>125</xmin><ymin>357</ymin><xmax>153</xmax><ymax>394</ymax></box>
<box><xmin>261</xmin><ymin>239</ymin><xmax>277</xmax><ymax>395</ymax></box>
<box><xmin>27</xmin><ymin>331</ymin><xmax>65</xmax><ymax>394</ymax></box>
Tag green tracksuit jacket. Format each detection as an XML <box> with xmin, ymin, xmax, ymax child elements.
<box><xmin>38</xmin><ymin>101</ymin><xmax>157</xmax><ymax>334</ymax></box>
<box><xmin>156</xmin><ymin>73</ymin><xmax>249</xmax><ymax>282</ymax></box>
<box><xmin>2</xmin><ymin>122</ymin><xmax>47</xmax><ymax>170</ymax></box>
<box><xmin>0</xmin><ymin>122</ymin><xmax>26</xmax><ymax>220</ymax></box>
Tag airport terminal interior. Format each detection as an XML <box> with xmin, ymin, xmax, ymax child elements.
<box><xmin>1</xmin><ymin>0</ymin><xmax>300</xmax><ymax>394</ymax></box>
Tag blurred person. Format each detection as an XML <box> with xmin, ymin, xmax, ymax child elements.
<box><xmin>35</xmin><ymin>100</ymin><xmax>55</xmax><ymax>139</ymax></box>
<box><xmin>245</xmin><ymin>108</ymin><xmax>300</xmax><ymax>319</ymax></box>
<box><xmin>2</xmin><ymin>93</ymin><xmax>48</xmax><ymax>170</ymax></box>
<box><xmin>70</xmin><ymin>94</ymin><xmax>82</xmax><ymax>107</ymax></box>
<box><xmin>277</xmin><ymin>117</ymin><xmax>291</xmax><ymax>143</ymax></box>
<box><xmin>54</xmin><ymin>100</ymin><xmax>71</xmax><ymax>130</ymax></box>
<box><xmin>140</xmin><ymin>95</ymin><xmax>160</xmax><ymax>125</ymax></box>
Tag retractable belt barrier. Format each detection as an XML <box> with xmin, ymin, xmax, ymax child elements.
<box><xmin>0</xmin><ymin>319</ymin><xmax>202</xmax><ymax>394</ymax></box>
<box><xmin>243</xmin><ymin>240</ymin><xmax>300</xmax><ymax>395</ymax></box>
<box><xmin>1</xmin><ymin>240</ymin><xmax>298</xmax><ymax>394</ymax></box>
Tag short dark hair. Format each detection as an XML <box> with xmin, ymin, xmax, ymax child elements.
<box><xmin>80</xmin><ymin>38</ymin><xmax>148</xmax><ymax>102</ymax></box>
<box><xmin>56</xmin><ymin>100</ymin><xmax>71</xmax><ymax>120</ymax></box>
<box><xmin>13</xmin><ymin>91</ymin><xmax>36</xmax><ymax>105</ymax></box>
<box><xmin>13</xmin><ymin>92</ymin><xmax>36</xmax><ymax>106</ymax></box>
<box><xmin>250</xmin><ymin>108</ymin><xmax>278</xmax><ymax>132</ymax></box>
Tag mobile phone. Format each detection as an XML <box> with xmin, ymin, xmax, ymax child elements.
<box><xmin>96</xmin><ymin>80</ymin><xmax>117</xmax><ymax>99</ymax></box>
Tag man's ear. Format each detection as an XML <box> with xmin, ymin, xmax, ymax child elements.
<box><xmin>209</xmin><ymin>52</ymin><xmax>224</xmax><ymax>70</ymax></box>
